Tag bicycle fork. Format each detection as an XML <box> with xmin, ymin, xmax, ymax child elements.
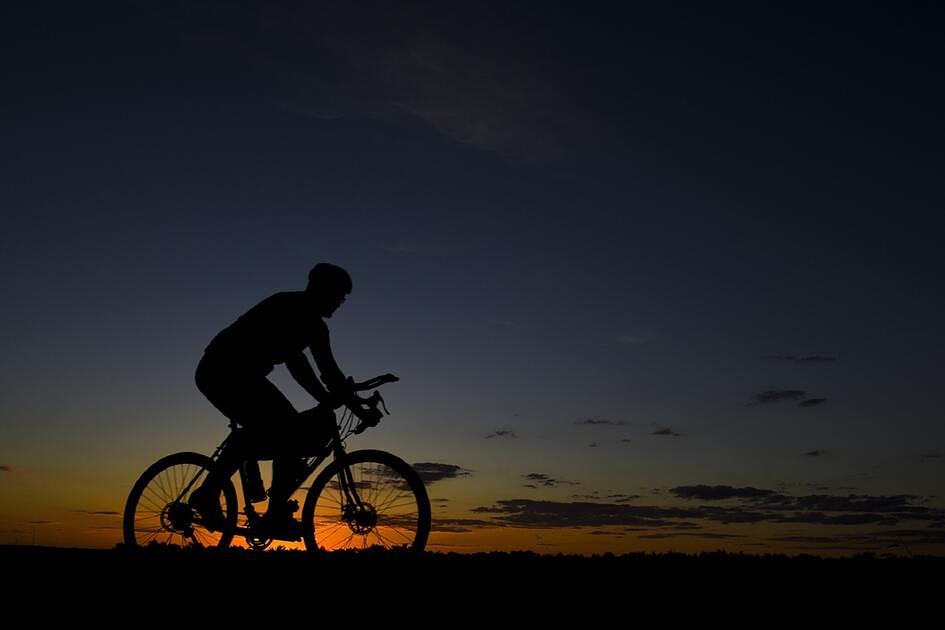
<box><xmin>336</xmin><ymin>461</ymin><xmax>379</xmax><ymax>535</ymax></box>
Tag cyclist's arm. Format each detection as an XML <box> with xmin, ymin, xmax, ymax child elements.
<box><xmin>285</xmin><ymin>352</ymin><xmax>331</xmax><ymax>403</ymax></box>
<box><xmin>308</xmin><ymin>323</ymin><xmax>348</xmax><ymax>394</ymax></box>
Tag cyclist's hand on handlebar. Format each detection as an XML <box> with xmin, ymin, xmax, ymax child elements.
<box><xmin>351</xmin><ymin>402</ymin><xmax>383</xmax><ymax>434</ymax></box>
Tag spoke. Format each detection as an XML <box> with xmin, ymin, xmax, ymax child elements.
<box><xmin>139</xmin><ymin>492</ymin><xmax>166</xmax><ymax>515</ymax></box>
<box><xmin>371</xmin><ymin>472</ymin><xmax>403</xmax><ymax>512</ymax></box>
<box><xmin>165</xmin><ymin>467</ymin><xmax>178</xmax><ymax>499</ymax></box>
<box><xmin>135</xmin><ymin>526</ymin><xmax>166</xmax><ymax>533</ymax></box>
<box><xmin>372</xmin><ymin>528</ymin><xmax>397</xmax><ymax>549</ymax></box>
<box><xmin>382</xmin><ymin>523</ymin><xmax>416</xmax><ymax>544</ymax></box>
<box><xmin>135</xmin><ymin>513</ymin><xmax>162</xmax><ymax>522</ymax></box>
<box><xmin>153</xmin><ymin>471</ymin><xmax>170</xmax><ymax>504</ymax></box>
<box><xmin>315</xmin><ymin>492</ymin><xmax>343</xmax><ymax>507</ymax></box>
<box><xmin>316</xmin><ymin>522</ymin><xmax>351</xmax><ymax>548</ymax></box>
<box><xmin>375</xmin><ymin>495</ymin><xmax>416</xmax><ymax>513</ymax></box>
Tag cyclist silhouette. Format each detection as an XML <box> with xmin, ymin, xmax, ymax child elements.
<box><xmin>190</xmin><ymin>263</ymin><xmax>357</xmax><ymax>536</ymax></box>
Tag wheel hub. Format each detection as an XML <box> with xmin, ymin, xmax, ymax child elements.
<box><xmin>162</xmin><ymin>502</ymin><xmax>195</xmax><ymax>533</ymax></box>
<box><xmin>343</xmin><ymin>503</ymin><xmax>377</xmax><ymax>534</ymax></box>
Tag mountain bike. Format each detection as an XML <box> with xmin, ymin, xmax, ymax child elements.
<box><xmin>122</xmin><ymin>373</ymin><xmax>431</xmax><ymax>552</ymax></box>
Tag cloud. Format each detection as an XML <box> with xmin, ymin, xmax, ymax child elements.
<box><xmin>616</xmin><ymin>334</ymin><xmax>646</xmax><ymax>345</ymax></box>
<box><xmin>640</xmin><ymin>532</ymin><xmax>744</xmax><ymax>540</ymax></box>
<box><xmin>576</xmin><ymin>418</ymin><xmax>626</xmax><ymax>426</ymax></box>
<box><xmin>411</xmin><ymin>463</ymin><xmax>472</xmax><ymax>485</ymax></box>
<box><xmin>651</xmin><ymin>428</ymin><xmax>682</xmax><ymax>437</ymax></box>
<box><xmin>606</xmin><ymin>494</ymin><xmax>640</xmax><ymax>503</ymax></box>
<box><xmin>771</xmin><ymin>535</ymin><xmax>845</xmax><ymax>544</ymax></box>
<box><xmin>485</xmin><ymin>429</ymin><xmax>518</xmax><ymax>439</ymax></box>
<box><xmin>71</xmin><ymin>510</ymin><xmax>120</xmax><ymax>516</ymax></box>
<box><xmin>431</xmin><ymin>517</ymin><xmax>499</xmax><ymax>533</ymax></box>
<box><xmin>256</xmin><ymin>3</ymin><xmax>586</xmax><ymax>165</ymax></box>
<box><xmin>620</xmin><ymin>439</ymin><xmax>632</xmax><ymax>443</ymax></box>
<box><xmin>672</xmin><ymin>485</ymin><xmax>778</xmax><ymax>501</ymax></box>
<box><xmin>470</xmin><ymin>499</ymin><xmax>696</xmax><ymax>528</ymax></box>
<box><xmin>523</xmin><ymin>473</ymin><xmax>579</xmax><ymax>488</ymax></box>
<box><xmin>588</xmin><ymin>442</ymin><xmax>598</xmax><ymax>448</ymax></box>
<box><xmin>766</xmin><ymin>355</ymin><xmax>837</xmax><ymax>363</ymax></box>
<box><xmin>750</xmin><ymin>389</ymin><xmax>807</xmax><ymax>405</ymax></box>
<box><xmin>0</xmin><ymin>465</ymin><xmax>11</xmax><ymax>472</ymax></box>
<box><xmin>804</xmin><ymin>450</ymin><xmax>827</xmax><ymax>457</ymax></box>
<box><xmin>798</xmin><ymin>398</ymin><xmax>828</xmax><ymax>407</ymax></box>
<box><xmin>466</xmin><ymin>486</ymin><xmax>945</xmax><ymax>535</ymax></box>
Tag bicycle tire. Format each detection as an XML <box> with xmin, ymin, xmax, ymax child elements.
<box><xmin>301</xmin><ymin>449</ymin><xmax>431</xmax><ymax>552</ymax></box>
<box><xmin>123</xmin><ymin>451</ymin><xmax>238</xmax><ymax>548</ymax></box>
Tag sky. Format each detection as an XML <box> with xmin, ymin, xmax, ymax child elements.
<box><xmin>1</xmin><ymin>1</ymin><xmax>944</xmax><ymax>555</ymax></box>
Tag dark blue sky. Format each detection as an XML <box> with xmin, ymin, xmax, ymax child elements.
<box><xmin>2</xmin><ymin>1</ymin><xmax>943</xmax><ymax>553</ymax></box>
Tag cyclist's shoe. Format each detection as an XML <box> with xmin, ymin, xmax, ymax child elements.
<box><xmin>261</xmin><ymin>500</ymin><xmax>302</xmax><ymax>541</ymax></box>
<box><xmin>188</xmin><ymin>485</ymin><xmax>225</xmax><ymax>531</ymax></box>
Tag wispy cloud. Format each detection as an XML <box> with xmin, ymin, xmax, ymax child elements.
<box><xmin>431</xmin><ymin>518</ymin><xmax>500</xmax><ymax>533</ymax></box>
<box><xmin>639</xmin><ymin>532</ymin><xmax>744</xmax><ymax>540</ymax></box>
<box><xmin>671</xmin><ymin>485</ymin><xmax>777</xmax><ymax>501</ymax></box>
<box><xmin>616</xmin><ymin>334</ymin><xmax>647</xmax><ymax>345</ymax></box>
<box><xmin>411</xmin><ymin>463</ymin><xmax>472</xmax><ymax>485</ymax></box>
<box><xmin>798</xmin><ymin>398</ymin><xmax>828</xmax><ymax>407</ymax></box>
<box><xmin>606</xmin><ymin>493</ymin><xmax>641</xmax><ymax>503</ymax></box>
<box><xmin>470</xmin><ymin>488</ymin><xmax>945</xmax><ymax>533</ymax></box>
<box><xmin>750</xmin><ymin>388</ymin><xmax>806</xmax><ymax>405</ymax></box>
<box><xmin>0</xmin><ymin>465</ymin><xmax>11</xmax><ymax>473</ymax></box>
<box><xmin>766</xmin><ymin>354</ymin><xmax>837</xmax><ymax>363</ymax></box>
<box><xmin>576</xmin><ymin>418</ymin><xmax>626</xmax><ymax>426</ymax></box>
<box><xmin>255</xmin><ymin>4</ymin><xmax>586</xmax><ymax>165</ymax></box>
<box><xmin>486</xmin><ymin>429</ymin><xmax>518</xmax><ymax>439</ymax></box>
<box><xmin>523</xmin><ymin>473</ymin><xmax>579</xmax><ymax>488</ymax></box>
<box><xmin>471</xmin><ymin>499</ymin><xmax>691</xmax><ymax>528</ymax></box>
<box><xmin>71</xmin><ymin>510</ymin><xmax>120</xmax><ymax>516</ymax></box>
<box><xmin>651</xmin><ymin>428</ymin><xmax>682</xmax><ymax>437</ymax></box>
<box><xmin>804</xmin><ymin>450</ymin><xmax>828</xmax><ymax>457</ymax></box>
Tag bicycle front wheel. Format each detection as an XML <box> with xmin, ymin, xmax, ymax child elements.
<box><xmin>123</xmin><ymin>452</ymin><xmax>238</xmax><ymax>549</ymax></box>
<box><xmin>301</xmin><ymin>449</ymin><xmax>431</xmax><ymax>552</ymax></box>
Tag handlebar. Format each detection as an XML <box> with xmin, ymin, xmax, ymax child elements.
<box><xmin>353</xmin><ymin>373</ymin><xmax>400</xmax><ymax>391</ymax></box>
<box><xmin>328</xmin><ymin>373</ymin><xmax>399</xmax><ymax>434</ymax></box>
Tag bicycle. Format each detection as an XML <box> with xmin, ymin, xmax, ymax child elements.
<box><xmin>122</xmin><ymin>373</ymin><xmax>431</xmax><ymax>552</ymax></box>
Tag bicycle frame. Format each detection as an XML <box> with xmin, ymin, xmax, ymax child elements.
<box><xmin>202</xmin><ymin>410</ymin><xmax>367</xmax><ymax>542</ymax></box>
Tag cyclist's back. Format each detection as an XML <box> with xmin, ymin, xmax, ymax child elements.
<box><xmin>203</xmin><ymin>291</ymin><xmax>343</xmax><ymax>385</ymax></box>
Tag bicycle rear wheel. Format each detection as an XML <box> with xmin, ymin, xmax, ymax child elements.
<box><xmin>301</xmin><ymin>449</ymin><xmax>431</xmax><ymax>552</ymax></box>
<box><xmin>123</xmin><ymin>452</ymin><xmax>238</xmax><ymax>548</ymax></box>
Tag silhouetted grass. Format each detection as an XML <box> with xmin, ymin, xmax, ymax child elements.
<box><xmin>4</xmin><ymin>543</ymin><xmax>939</xmax><ymax>606</ymax></box>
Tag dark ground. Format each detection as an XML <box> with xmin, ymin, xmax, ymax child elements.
<box><xmin>4</xmin><ymin>544</ymin><xmax>940</xmax><ymax>607</ymax></box>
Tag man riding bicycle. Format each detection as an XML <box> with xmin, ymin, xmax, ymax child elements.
<box><xmin>190</xmin><ymin>263</ymin><xmax>363</xmax><ymax>536</ymax></box>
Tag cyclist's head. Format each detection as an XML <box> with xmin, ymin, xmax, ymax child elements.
<box><xmin>306</xmin><ymin>263</ymin><xmax>351</xmax><ymax>318</ymax></box>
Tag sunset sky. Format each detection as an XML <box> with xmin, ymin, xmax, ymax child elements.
<box><xmin>2</xmin><ymin>1</ymin><xmax>943</xmax><ymax>555</ymax></box>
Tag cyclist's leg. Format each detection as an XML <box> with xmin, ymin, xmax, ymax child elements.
<box><xmin>194</xmin><ymin>355</ymin><xmax>255</xmax><ymax>485</ymax></box>
<box><xmin>195</xmin><ymin>354</ymin><xmax>303</xmax><ymax>509</ymax></box>
<box><xmin>219</xmin><ymin>376</ymin><xmax>301</xmax><ymax>508</ymax></box>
